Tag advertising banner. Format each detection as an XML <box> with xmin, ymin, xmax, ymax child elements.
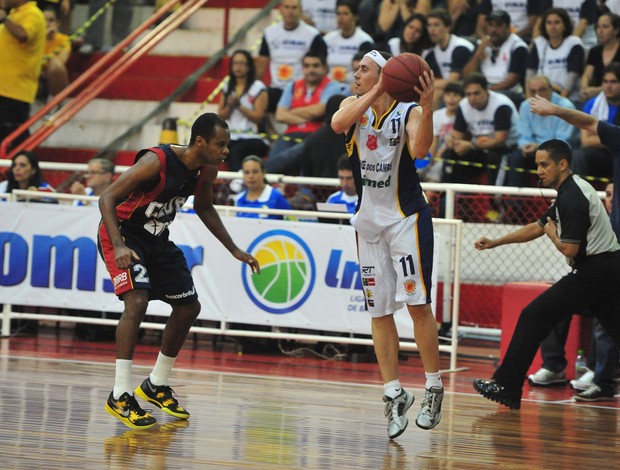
<box><xmin>0</xmin><ymin>203</ymin><xmax>438</xmax><ymax>338</ymax></box>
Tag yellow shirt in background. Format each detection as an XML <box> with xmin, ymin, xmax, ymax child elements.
<box><xmin>45</xmin><ymin>31</ymin><xmax>70</xmax><ymax>58</ymax></box>
<box><xmin>43</xmin><ymin>30</ymin><xmax>70</xmax><ymax>73</ymax></box>
<box><xmin>0</xmin><ymin>2</ymin><xmax>46</xmax><ymax>103</ymax></box>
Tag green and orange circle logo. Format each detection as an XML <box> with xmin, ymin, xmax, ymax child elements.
<box><xmin>242</xmin><ymin>230</ymin><xmax>316</xmax><ymax>314</ymax></box>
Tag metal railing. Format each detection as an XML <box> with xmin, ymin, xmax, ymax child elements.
<box><xmin>0</xmin><ymin>0</ymin><xmax>208</xmax><ymax>160</ymax></box>
<box><xmin>0</xmin><ymin>190</ymin><xmax>463</xmax><ymax>370</ymax></box>
<box><xmin>3</xmin><ymin>161</ymin><xmax>594</xmax><ymax>339</ymax></box>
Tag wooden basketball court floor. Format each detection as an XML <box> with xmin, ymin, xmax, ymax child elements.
<box><xmin>1</xmin><ymin>328</ymin><xmax>619</xmax><ymax>469</ymax></box>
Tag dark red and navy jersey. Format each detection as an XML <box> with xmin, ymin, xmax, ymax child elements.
<box><xmin>115</xmin><ymin>145</ymin><xmax>203</xmax><ymax>237</ymax></box>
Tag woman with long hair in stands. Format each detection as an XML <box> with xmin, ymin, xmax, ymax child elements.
<box><xmin>0</xmin><ymin>151</ymin><xmax>56</xmax><ymax>202</ymax></box>
<box><xmin>218</xmin><ymin>49</ymin><xmax>270</xmax><ymax>172</ymax></box>
<box><xmin>526</xmin><ymin>7</ymin><xmax>585</xmax><ymax>101</ymax></box>
<box><xmin>385</xmin><ymin>13</ymin><xmax>432</xmax><ymax>56</ymax></box>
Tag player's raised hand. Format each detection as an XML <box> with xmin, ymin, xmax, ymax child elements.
<box><xmin>375</xmin><ymin>73</ymin><xmax>387</xmax><ymax>97</ymax></box>
<box><xmin>414</xmin><ymin>69</ymin><xmax>435</xmax><ymax>109</ymax></box>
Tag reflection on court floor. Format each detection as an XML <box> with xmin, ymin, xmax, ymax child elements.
<box><xmin>1</xmin><ymin>355</ymin><xmax>619</xmax><ymax>468</ymax></box>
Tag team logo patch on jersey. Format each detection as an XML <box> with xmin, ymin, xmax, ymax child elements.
<box><xmin>366</xmin><ymin>134</ymin><xmax>378</xmax><ymax>150</ymax></box>
<box><xmin>360</xmin><ymin>115</ymin><xmax>369</xmax><ymax>127</ymax></box>
<box><xmin>404</xmin><ymin>279</ymin><xmax>416</xmax><ymax>295</ymax></box>
<box><xmin>389</xmin><ymin>136</ymin><xmax>400</xmax><ymax>146</ymax></box>
<box><xmin>365</xmin><ymin>289</ymin><xmax>373</xmax><ymax>299</ymax></box>
<box><xmin>362</xmin><ymin>277</ymin><xmax>376</xmax><ymax>286</ymax></box>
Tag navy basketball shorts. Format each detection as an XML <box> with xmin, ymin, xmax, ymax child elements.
<box><xmin>98</xmin><ymin>225</ymin><xmax>197</xmax><ymax>305</ymax></box>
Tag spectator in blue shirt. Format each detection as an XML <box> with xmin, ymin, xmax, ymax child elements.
<box><xmin>517</xmin><ymin>75</ymin><xmax>576</xmax><ymax>158</ymax></box>
<box><xmin>325</xmin><ymin>154</ymin><xmax>358</xmax><ymax>214</ymax></box>
<box><xmin>233</xmin><ymin>155</ymin><xmax>292</xmax><ymax>220</ymax></box>
<box><xmin>512</xmin><ymin>75</ymin><xmax>576</xmax><ymax>187</ymax></box>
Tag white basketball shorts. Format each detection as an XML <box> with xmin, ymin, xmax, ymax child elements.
<box><xmin>357</xmin><ymin>206</ymin><xmax>434</xmax><ymax>318</ymax></box>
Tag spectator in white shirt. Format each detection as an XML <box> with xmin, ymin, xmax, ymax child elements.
<box><xmin>324</xmin><ymin>0</ymin><xmax>374</xmax><ymax>95</ymax></box>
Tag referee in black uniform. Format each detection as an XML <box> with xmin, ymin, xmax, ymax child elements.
<box><xmin>471</xmin><ymin>139</ymin><xmax>620</xmax><ymax>409</ymax></box>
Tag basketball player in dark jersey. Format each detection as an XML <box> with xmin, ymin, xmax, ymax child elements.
<box><xmin>98</xmin><ymin>113</ymin><xmax>260</xmax><ymax>429</ymax></box>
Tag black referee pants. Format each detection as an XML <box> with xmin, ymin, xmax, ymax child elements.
<box><xmin>493</xmin><ymin>251</ymin><xmax>620</xmax><ymax>390</ymax></box>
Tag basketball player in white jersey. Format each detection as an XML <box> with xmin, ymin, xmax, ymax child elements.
<box><xmin>331</xmin><ymin>50</ymin><xmax>444</xmax><ymax>439</ymax></box>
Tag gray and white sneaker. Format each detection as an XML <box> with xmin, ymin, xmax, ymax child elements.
<box><xmin>570</xmin><ymin>369</ymin><xmax>594</xmax><ymax>391</ymax></box>
<box><xmin>415</xmin><ymin>386</ymin><xmax>444</xmax><ymax>430</ymax></box>
<box><xmin>383</xmin><ymin>389</ymin><xmax>415</xmax><ymax>439</ymax></box>
<box><xmin>528</xmin><ymin>368</ymin><xmax>567</xmax><ymax>386</ymax></box>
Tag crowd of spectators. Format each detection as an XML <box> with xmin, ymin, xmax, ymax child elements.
<box><xmin>4</xmin><ymin>0</ymin><xmax>620</xmax><ymax>209</ymax></box>
<box><xmin>212</xmin><ymin>0</ymin><xmax>620</xmax><ymax>201</ymax></box>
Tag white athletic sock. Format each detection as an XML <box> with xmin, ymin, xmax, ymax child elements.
<box><xmin>425</xmin><ymin>371</ymin><xmax>443</xmax><ymax>390</ymax></box>
<box><xmin>149</xmin><ymin>352</ymin><xmax>176</xmax><ymax>386</ymax></box>
<box><xmin>113</xmin><ymin>359</ymin><xmax>133</xmax><ymax>399</ymax></box>
<box><xmin>384</xmin><ymin>379</ymin><xmax>403</xmax><ymax>399</ymax></box>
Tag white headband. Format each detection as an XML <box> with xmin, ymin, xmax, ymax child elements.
<box><xmin>363</xmin><ymin>50</ymin><xmax>387</xmax><ymax>69</ymax></box>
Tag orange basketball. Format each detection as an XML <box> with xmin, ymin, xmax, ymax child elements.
<box><xmin>382</xmin><ymin>53</ymin><xmax>431</xmax><ymax>103</ymax></box>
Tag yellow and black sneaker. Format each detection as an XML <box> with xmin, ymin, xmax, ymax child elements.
<box><xmin>135</xmin><ymin>377</ymin><xmax>190</xmax><ymax>419</ymax></box>
<box><xmin>105</xmin><ymin>391</ymin><xmax>158</xmax><ymax>429</ymax></box>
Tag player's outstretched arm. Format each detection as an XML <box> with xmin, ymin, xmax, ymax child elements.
<box><xmin>474</xmin><ymin>237</ymin><xmax>498</xmax><ymax>250</ymax></box>
<box><xmin>193</xmin><ymin>166</ymin><xmax>261</xmax><ymax>274</ymax></box>
<box><xmin>99</xmin><ymin>153</ymin><xmax>161</xmax><ymax>269</ymax></box>
<box><xmin>529</xmin><ymin>95</ymin><xmax>598</xmax><ymax>134</ymax></box>
<box><xmin>474</xmin><ymin>222</ymin><xmax>545</xmax><ymax>251</ymax></box>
